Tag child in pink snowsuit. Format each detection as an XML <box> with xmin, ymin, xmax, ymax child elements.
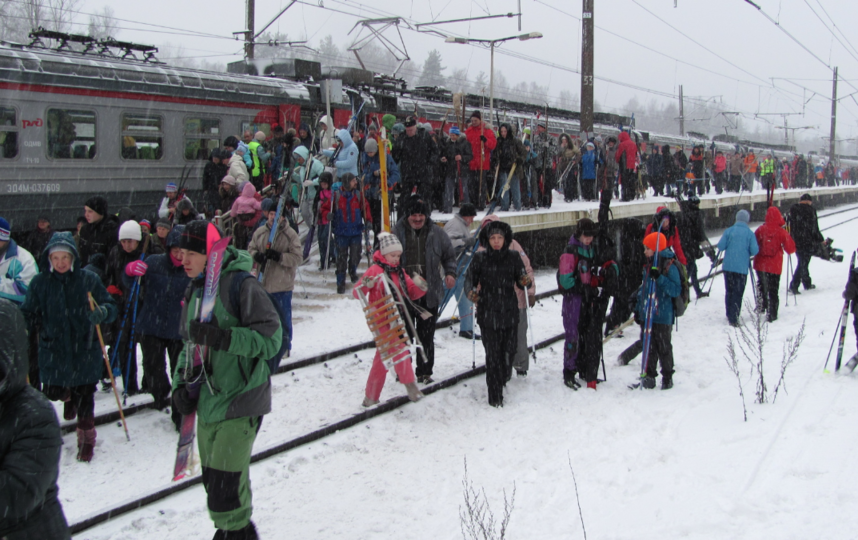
<box><xmin>353</xmin><ymin>232</ymin><xmax>426</xmax><ymax>406</ymax></box>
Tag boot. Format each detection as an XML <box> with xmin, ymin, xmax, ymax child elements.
<box><xmin>587</xmin><ymin>380</ymin><xmax>597</xmax><ymax>390</ymax></box>
<box><xmin>642</xmin><ymin>376</ymin><xmax>656</xmax><ymax>389</ymax></box>
<box><xmin>845</xmin><ymin>353</ymin><xmax>858</xmax><ymax>373</ymax></box>
<box><xmin>563</xmin><ymin>369</ymin><xmax>580</xmax><ymax>390</ymax></box>
<box><xmin>404</xmin><ymin>382</ymin><xmax>424</xmax><ymax>402</ymax></box>
<box><xmin>661</xmin><ymin>377</ymin><xmax>673</xmax><ymax>390</ymax></box>
<box><xmin>213</xmin><ymin>521</ymin><xmax>259</xmax><ymax>540</ymax></box>
<box><xmin>76</xmin><ymin>427</ymin><xmax>96</xmax><ymax>462</ymax></box>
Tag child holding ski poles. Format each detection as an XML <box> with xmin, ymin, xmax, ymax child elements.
<box><xmin>634</xmin><ymin>232</ymin><xmax>682</xmax><ymax>390</ymax></box>
<box><xmin>353</xmin><ymin>233</ymin><xmax>427</xmax><ymax>406</ymax></box>
<box><xmin>466</xmin><ymin>220</ymin><xmax>529</xmax><ymax>408</ymax></box>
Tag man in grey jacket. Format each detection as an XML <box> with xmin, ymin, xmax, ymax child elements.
<box><xmin>443</xmin><ymin>203</ymin><xmax>479</xmax><ymax>339</ymax></box>
<box><xmin>394</xmin><ymin>196</ymin><xmax>457</xmax><ymax>383</ymax></box>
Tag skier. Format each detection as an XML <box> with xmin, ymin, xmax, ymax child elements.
<box><xmin>676</xmin><ymin>196</ymin><xmax>715</xmax><ymax>299</ymax></box>
<box><xmin>717</xmin><ymin>210</ymin><xmax>759</xmax><ymax>327</ymax></box>
<box><xmin>579</xmin><ymin>141</ymin><xmax>602</xmax><ymax>202</ymax></box>
<box><xmin>331</xmin><ymin>173</ymin><xmax>372</xmax><ymax>294</ymax></box>
<box><xmin>465</xmin><ymin>111</ymin><xmax>497</xmax><ymax>210</ymax></box>
<box><xmin>0</xmin><ymin>298</ymin><xmax>71</xmax><ymax>539</ymax></box>
<box><xmin>0</xmin><ymin>216</ymin><xmax>38</xmax><ymax>305</ymax></box>
<box><xmin>616</xmin><ymin>132</ymin><xmax>638</xmax><ymax>201</ymax></box>
<box><xmin>171</xmin><ymin>220</ymin><xmax>282</xmax><ymax>540</ymax></box>
<box><xmin>557</xmin><ymin>134</ymin><xmax>580</xmax><ymax>203</ymax></box>
<box><xmin>634</xmin><ymin>232</ymin><xmax>682</xmax><ymax>390</ymax></box>
<box><xmin>491</xmin><ymin>123</ymin><xmax>525</xmax><ymax>210</ymax></box>
<box><xmin>788</xmin><ymin>194</ymin><xmax>824</xmax><ymax>294</ymax></box>
<box><xmin>322</xmin><ymin>129</ymin><xmax>360</xmax><ymax>182</ymax></box>
<box><xmin>361</xmin><ymin>137</ymin><xmax>400</xmax><ymax>239</ymax></box>
<box><xmin>443</xmin><ymin>203</ymin><xmax>479</xmax><ymax>339</ymax></box>
<box><xmin>353</xmin><ymin>232</ymin><xmax>427</xmax><ymax>406</ymax></box>
<box><xmin>230</xmin><ymin>182</ymin><xmax>262</xmax><ymax>250</ymax></box>
<box><xmin>291</xmin><ymin>145</ymin><xmax>325</xmax><ymax>259</ymax></box>
<box><xmin>466</xmin><ymin>220</ymin><xmax>529</xmax><ymax>407</ymax></box>
<box><xmin>753</xmin><ymin>207</ymin><xmax>796</xmax><ymax>323</ymax></box>
<box><xmin>21</xmin><ymin>232</ymin><xmax>117</xmax><ymax>461</ymax></box>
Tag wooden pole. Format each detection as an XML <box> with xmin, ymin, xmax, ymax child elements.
<box><xmin>88</xmin><ymin>293</ymin><xmax>130</xmax><ymax>441</ymax></box>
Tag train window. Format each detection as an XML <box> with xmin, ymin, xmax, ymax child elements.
<box><xmin>241</xmin><ymin>122</ymin><xmax>271</xmax><ymax>141</ymax></box>
<box><xmin>46</xmin><ymin>109</ymin><xmax>96</xmax><ymax>159</ymax></box>
<box><xmin>0</xmin><ymin>107</ymin><xmax>17</xmax><ymax>159</ymax></box>
<box><xmin>184</xmin><ymin>117</ymin><xmax>220</xmax><ymax>160</ymax></box>
<box><xmin>121</xmin><ymin>114</ymin><xmax>163</xmax><ymax>160</ymax></box>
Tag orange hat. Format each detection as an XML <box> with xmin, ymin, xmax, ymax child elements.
<box><xmin>643</xmin><ymin>232</ymin><xmax>667</xmax><ymax>252</ymax></box>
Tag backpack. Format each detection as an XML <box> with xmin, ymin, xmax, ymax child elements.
<box><xmin>229</xmin><ymin>271</ymin><xmax>290</xmax><ymax>376</ymax></box>
<box><xmin>662</xmin><ymin>258</ymin><xmax>690</xmax><ymax>317</ymax></box>
<box><xmin>757</xmin><ymin>229</ymin><xmax>780</xmax><ymax>258</ymax></box>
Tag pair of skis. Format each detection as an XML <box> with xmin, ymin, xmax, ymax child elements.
<box><xmin>824</xmin><ymin>250</ymin><xmax>857</xmax><ymax>374</ymax></box>
<box><xmin>629</xmin><ymin>218</ymin><xmax>667</xmax><ymax>390</ymax></box>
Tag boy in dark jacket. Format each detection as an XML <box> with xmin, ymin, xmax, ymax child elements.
<box><xmin>788</xmin><ymin>194</ymin><xmax>824</xmax><ymax>294</ymax></box>
<box><xmin>331</xmin><ymin>173</ymin><xmax>371</xmax><ymax>294</ymax></box>
<box><xmin>467</xmin><ymin>220</ymin><xmax>529</xmax><ymax>407</ymax></box>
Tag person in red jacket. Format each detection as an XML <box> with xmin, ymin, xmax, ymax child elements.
<box><xmin>645</xmin><ymin>206</ymin><xmax>687</xmax><ymax>266</ymax></box>
<box><xmin>616</xmin><ymin>132</ymin><xmax>638</xmax><ymax>201</ymax></box>
<box><xmin>714</xmin><ymin>151</ymin><xmax>727</xmax><ymax>194</ymax></box>
<box><xmin>465</xmin><ymin>111</ymin><xmax>497</xmax><ymax>211</ymax></box>
<box><xmin>753</xmin><ymin>206</ymin><xmax>796</xmax><ymax>322</ymax></box>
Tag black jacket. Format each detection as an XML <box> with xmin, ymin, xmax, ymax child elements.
<box><xmin>677</xmin><ymin>200</ymin><xmax>706</xmax><ymax>260</ymax></box>
<box><xmin>467</xmin><ymin>221</ymin><xmax>526</xmax><ymax>330</ymax></box>
<box><xmin>392</xmin><ymin>131</ymin><xmax>439</xmax><ymax>189</ymax></box>
<box><xmin>490</xmin><ymin>125</ymin><xmax>523</xmax><ymax>173</ymax></box>
<box><xmin>788</xmin><ymin>203</ymin><xmax>824</xmax><ymax>252</ymax></box>
<box><xmin>440</xmin><ymin>135</ymin><xmax>473</xmax><ymax>178</ymax></box>
<box><xmin>77</xmin><ymin>215</ymin><xmax>119</xmax><ymax>267</ymax></box>
<box><xmin>0</xmin><ymin>299</ymin><xmax>70</xmax><ymax>540</ymax></box>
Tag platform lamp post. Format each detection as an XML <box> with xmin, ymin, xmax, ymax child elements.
<box><xmin>446</xmin><ymin>32</ymin><xmax>543</xmax><ymax>126</ymax></box>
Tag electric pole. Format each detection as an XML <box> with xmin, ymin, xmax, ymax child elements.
<box><xmin>678</xmin><ymin>84</ymin><xmax>685</xmax><ymax>136</ymax></box>
<box><xmin>246</xmin><ymin>0</ymin><xmax>255</xmax><ymax>60</ymax></box>
<box><xmin>580</xmin><ymin>0</ymin><xmax>594</xmax><ymax>135</ymax></box>
<box><xmin>830</xmin><ymin>66</ymin><xmax>838</xmax><ymax>161</ymax></box>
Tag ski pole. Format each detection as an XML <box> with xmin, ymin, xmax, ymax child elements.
<box><xmin>88</xmin><ymin>293</ymin><xmax>130</xmax><ymax>441</ymax></box>
<box><xmin>523</xmin><ymin>280</ymin><xmax>537</xmax><ymax>362</ymax></box>
<box><xmin>823</xmin><ymin>306</ymin><xmax>848</xmax><ymax>372</ymax></box>
<box><xmin>124</xmin><ymin>280</ymin><xmax>141</xmax><ymax>405</ymax></box>
<box><xmin>296</xmin><ymin>266</ymin><xmax>309</xmax><ymax>299</ymax></box>
<box><xmin>472</xmin><ymin>302</ymin><xmax>477</xmax><ymax>370</ymax></box>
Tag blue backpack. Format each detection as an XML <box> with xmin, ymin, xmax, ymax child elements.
<box><xmin>229</xmin><ymin>271</ymin><xmax>290</xmax><ymax>376</ymax></box>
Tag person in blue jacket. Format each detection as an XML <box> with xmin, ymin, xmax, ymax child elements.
<box><xmin>322</xmin><ymin>128</ymin><xmax>359</xmax><ymax>180</ymax></box>
<box><xmin>634</xmin><ymin>232</ymin><xmax>682</xmax><ymax>389</ymax></box>
<box><xmin>579</xmin><ymin>141</ymin><xmax>603</xmax><ymax>201</ymax></box>
<box><xmin>331</xmin><ymin>173</ymin><xmax>371</xmax><ymax>294</ymax></box>
<box><xmin>361</xmin><ymin>137</ymin><xmax>400</xmax><ymax>241</ymax></box>
<box><xmin>717</xmin><ymin>209</ymin><xmax>760</xmax><ymax>326</ymax></box>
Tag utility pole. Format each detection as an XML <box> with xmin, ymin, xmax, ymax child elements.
<box><xmin>678</xmin><ymin>84</ymin><xmax>685</xmax><ymax>136</ymax></box>
<box><xmin>580</xmin><ymin>0</ymin><xmax>594</xmax><ymax>135</ymax></box>
<box><xmin>830</xmin><ymin>66</ymin><xmax>838</xmax><ymax>162</ymax></box>
<box><xmin>246</xmin><ymin>0</ymin><xmax>255</xmax><ymax>60</ymax></box>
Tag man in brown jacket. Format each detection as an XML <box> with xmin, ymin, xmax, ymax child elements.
<box><xmin>249</xmin><ymin>199</ymin><xmax>303</xmax><ymax>356</ymax></box>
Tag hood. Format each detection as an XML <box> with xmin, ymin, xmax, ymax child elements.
<box><xmin>165</xmin><ymin>225</ymin><xmax>185</xmax><ymax>249</ymax></box>
<box><xmin>499</xmin><ymin>123</ymin><xmax>513</xmax><ymax>139</ymax></box>
<box><xmin>478</xmin><ymin>219</ymin><xmax>513</xmax><ymax>251</ymax></box>
<box><xmin>656</xmin><ymin>248</ymin><xmax>676</xmax><ymax>261</ymax></box>
<box><xmin>222</xmin><ymin>245</ymin><xmax>253</xmax><ymax>274</ymax></box>
<box><xmin>39</xmin><ymin>231</ymin><xmax>81</xmax><ymax>273</ymax></box>
<box><xmin>319</xmin><ymin>115</ymin><xmax>329</xmax><ymax>127</ymax></box>
<box><xmin>336</xmin><ymin>128</ymin><xmax>354</xmax><ymax>149</ymax></box>
<box><xmin>82</xmin><ymin>252</ymin><xmax>107</xmax><ymax>281</ymax></box>
<box><xmin>619</xmin><ymin>132</ymin><xmax>630</xmax><ymax>143</ymax></box>
<box><xmin>241</xmin><ymin>182</ymin><xmax>258</xmax><ymax>198</ymax></box>
<box><xmin>764</xmin><ymin>206</ymin><xmax>785</xmax><ymax>227</ymax></box>
<box><xmin>177</xmin><ymin>198</ymin><xmax>196</xmax><ymax>213</ymax></box>
<box><xmin>293</xmin><ymin>145</ymin><xmax>310</xmax><ymax>161</ymax></box>
<box><xmin>382</xmin><ymin>114</ymin><xmax>396</xmax><ymax>131</ymax></box>
<box><xmin>0</xmin><ymin>298</ymin><xmax>29</xmax><ymax>402</ymax></box>
<box><xmin>299</xmin><ymin>122</ymin><xmax>311</xmax><ymax>135</ymax></box>
<box><xmin>653</xmin><ymin>207</ymin><xmax>674</xmax><ymax>231</ymax></box>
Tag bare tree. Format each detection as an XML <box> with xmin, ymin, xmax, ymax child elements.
<box><xmin>724</xmin><ymin>332</ymin><xmax>748</xmax><ymax>422</ymax></box>
<box><xmin>772</xmin><ymin>320</ymin><xmax>806</xmax><ymax>403</ymax></box>
<box><xmin>459</xmin><ymin>458</ymin><xmax>515</xmax><ymax>540</ymax></box>
<box><xmin>1</xmin><ymin>0</ymin><xmax>81</xmax><ymax>43</ymax></box>
<box><xmin>87</xmin><ymin>5</ymin><xmax>117</xmax><ymax>41</ymax></box>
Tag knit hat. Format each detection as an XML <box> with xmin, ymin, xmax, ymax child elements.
<box><xmin>800</xmin><ymin>193</ymin><xmax>812</xmax><ymax>202</ymax></box>
<box><xmin>377</xmin><ymin>232</ymin><xmax>403</xmax><ymax>256</ymax></box>
<box><xmin>459</xmin><ymin>203</ymin><xmax>477</xmax><ymax>218</ymax></box>
<box><xmin>85</xmin><ymin>196</ymin><xmax>108</xmax><ymax>218</ymax></box>
<box><xmin>595</xmin><ymin>135</ymin><xmax>603</xmax><ymax>143</ymax></box>
<box><xmin>0</xmin><ymin>217</ymin><xmax>10</xmax><ymax>242</ymax></box>
<box><xmin>261</xmin><ymin>198</ymin><xmax>276</xmax><ymax>213</ymax></box>
<box><xmin>574</xmin><ymin>218</ymin><xmax>599</xmax><ymax>237</ymax></box>
<box><xmin>165</xmin><ymin>182</ymin><xmax>178</xmax><ymax>193</ymax></box>
<box><xmin>643</xmin><ymin>232</ymin><xmax>668</xmax><ymax>252</ymax></box>
<box><xmin>223</xmin><ymin>135</ymin><xmax>240</xmax><ymax>149</ymax></box>
<box><xmin>221</xmin><ymin>175</ymin><xmax>237</xmax><ymax>186</ymax></box>
<box><xmin>140</xmin><ymin>219</ymin><xmax>152</xmax><ymax>231</ymax></box>
<box><xmin>319</xmin><ymin>171</ymin><xmax>333</xmax><ymax>187</ymax></box>
<box><xmin>364</xmin><ymin>138</ymin><xmax>378</xmax><ymax>153</ymax></box>
<box><xmin>406</xmin><ymin>197</ymin><xmax>429</xmax><ymax>217</ymax></box>
<box><xmin>449</xmin><ymin>126</ymin><xmax>461</xmax><ymax>135</ymax></box>
<box><xmin>470</xmin><ymin>111</ymin><xmax>482</xmax><ymax>120</ymax></box>
<box><xmin>255</xmin><ymin>131</ymin><xmax>266</xmax><ymax>141</ymax></box>
<box><xmin>735</xmin><ymin>209</ymin><xmax>750</xmax><ymax>223</ymax></box>
<box><xmin>156</xmin><ymin>218</ymin><xmax>172</xmax><ymax>230</ymax></box>
<box><xmin>237</xmin><ymin>142</ymin><xmax>249</xmax><ymax>154</ymax></box>
<box><xmin>404</xmin><ymin>115</ymin><xmax>417</xmax><ymax>127</ymax></box>
<box><xmin>392</xmin><ymin>123</ymin><xmax>405</xmax><ymax>134</ymax></box>
<box><xmin>179</xmin><ymin>220</ymin><xmax>211</xmax><ymax>255</ymax></box>
<box><xmin>48</xmin><ymin>243</ymin><xmax>73</xmax><ymax>257</ymax></box>
<box><xmin>118</xmin><ymin>220</ymin><xmax>142</xmax><ymax>241</ymax></box>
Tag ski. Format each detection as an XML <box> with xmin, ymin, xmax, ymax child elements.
<box><xmin>636</xmin><ymin>218</ymin><xmax>667</xmax><ymax>388</ymax></box>
<box><xmin>173</xmin><ymin>228</ymin><xmax>231</xmax><ymax>482</ymax></box>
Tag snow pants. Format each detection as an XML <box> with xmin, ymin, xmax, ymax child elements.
<box><xmin>112</xmin><ymin>301</ymin><xmax>140</xmax><ymax>395</ymax></box>
<box><xmin>467</xmin><ymin>169</ymin><xmax>488</xmax><ymax>210</ymax></box>
<box><xmin>442</xmin><ymin>171</ymin><xmax>461</xmax><ymax>214</ymax></box>
<box><xmin>199</xmin><ymin>416</ymin><xmax>258</xmax><ymax>532</ymax></box>
<box><xmin>790</xmin><ymin>250</ymin><xmax>813</xmax><ymax>291</ymax></box>
<box><xmin>620</xmin><ymin>168</ymin><xmax>637</xmax><ymax>201</ymax></box>
<box><xmin>317</xmin><ymin>223</ymin><xmax>334</xmax><ymax>270</ymax></box>
<box><xmin>580</xmin><ymin>177</ymin><xmax>597</xmax><ymax>201</ymax></box>
<box><xmin>687</xmin><ymin>258</ymin><xmax>702</xmax><ymax>296</ymax></box>
<box><xmin>450</xmin><ymin>276</ymin><xmax>473</xmax><ymax>333</ymax></box>
<box><xmin>724</xmin><ymin>270</ymin><xmax>749</xmax><ymax>325</ymax></box>
<box><xmin>645</xmin><ymin>323</ymin><xmax>674</xmax><ymax>380</ymax></box>
<box><xmin>480</xmin><ymin>323</ymin><xmax>518</xmax><ymax>407</ymax></box>
<box><xmin>364</xmin><ymin>347</ymin><xmax>416</xmax><ymax>402</ymax></box>
<box><xmin>562</xmin><ymin>294</ymin><xmax>602</xmax><ymax>383</ymax></box>
<box><xmin>755</xmin><ymin>271</ymin><xmax>781</xmax><ymax>321</ymax></box>
<box><xmin>336</xmin><ymin>233</ymin><xmax>362</xmax><ymax>286</ymax></box>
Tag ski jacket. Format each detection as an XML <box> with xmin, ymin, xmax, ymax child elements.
<box><xmin>788</xmin><ymin>202</ymin><xmax>824</xmax><ymax>252</ymax></box>
<box><xmin>479</xmin><ymin>215</ymin><xmax>535</xmax><ymax>309</ymax></box>
<box><xmin>648</xmin><ymin>152</ymin><xmax>664</xmax><ymax>178</ymax></box>
<box><xmin>173</xmin><ymin>247</ymin><xmax>282</xmax><ymax>424</ymax></box>
<box><xmin>645</xmin><ymin>207</ymin><xmax>687</xmax><ymax>266</ymax></box>
<box><xmin>353</xmin><ymin>250</ymin><xmax>426</xmax><ymax>306</ymax></box>
<box><xmin>616</xmin><ymin>132</ymin><xmax>637</xmax><ymax>171</ymax></box>
<box><xmin>0</xmin><ymin>299</ymin><xmax>70</xmax><ymax>540</ymax></box>
<box><xmin>227</xmin><ymin>153</ymin><xmax>249</xmax><ymax>184</ymax></box>
<box><xmin>313</xmin><ymin>188</ymin><xmax>333</xmax><ymax>226</ymax></box>
<box><xmin>290</xmin><ymin>146</ymin><xmax>325</xmax><ymax>202</ymax></box>
<box><xmin>760</xmin><ymin>157</ymin><xmax>775</xmax><ymax>176</ymax></box>
<box><xmin>635</xmin><ymin>248</ymin><xmax>682</xmax><ymax>326</ymax></box>
<box><xmin>580</xmin><ymin>148</ymin><xmax>602</xmax><ymax>179</ymax></box>
<box><xmin>532</xmin><ymin>130</ymin><xmax>555</xmax><ymax>168</ymax></box>
<box><xmin>753</xmin><ymin>207</ymin><xmax>796</xmax><ymax>275</ymax></box>
<box><xmin>717</xmin><ymin>218</ymin><xmax>759</xmax><ymax>275</ymax></box>
<box><xmin>322</xmin><ymin>129</ymin><xmax>360</xmax><ymax>179</ymax></box>
<box><xmin>440</xmin><ymin>135</ymin><xmax>473</xmax><ymax>178</ymax></box>
<box><xmin>690</xmin><ymin>149</ymin><xmax>704</xmax><ymax>178</ymax></box>
<box><xmin>0</xmin><ymin>240</ymin><xmax>37</xmax><ymax>305</ymax></box>
<box><xmin>743</xmin><ymin>153</ymin><xmax>757</xmax><ymax>173</ymax></box>
<box><xmin>231</xmin><ymin>182</ymin><xmax>262</xmax><ymax>228</ymax></box>
<box><xmin>556</xmin><ymin>140</ymin><xmax>579</xmax><ymax>180</ymax></box>
<box><xmin>77</xmin><ymin>214</ymin><xmax>119</xmax><ymax>267</ymax></box>
<box><xmin>467</xmin><ymin>221</ymin><xmax>526</xmax><ymax>330</ymax></box>
<box><xmin>20</xmin><ymin>232</ymin><xmax>117</xmax><ymax>388</ymax></box>
<box><xmin>247</xmin><ymin>140</ymin><xmax>267</xmax><ymax>178</ymax></box>
<box><xmin>393</xmin><ymin>217</ymin><xmax>457</xmax><ymax>309</ymax></box>
<box><xmin>332</xmin><ymin>189</ymin><xmax>370</xmax><ymax>238</ymax></box>
<box><xmin>558</xmin><ymin>235</ymin><xmax>595</xmax><ymax>296</ymax></box>
<box><xmin>465</xmin><ymin>122</ymin><xmax>498</xmax><ymax>172</ymax></box>
<box><xmin>134</xmin><ymin>253</ymin><xmax>189</xmax><ymax>341</ymax></box>
<box><xmin>714</xmin><ymin>154</ymin><xmax>727</xmax><ymax>173</ymax></box>
<box><xmin>360</xmin><ymin>150</ymin><xmax>400</xmax><ymax>200</ymax></box>
<box><xmin>248</xmin><ymin>220</ymin><xmax>303</xmax><ymax>293</ymax></box>
<box><xmin>392</xmin><ymin>130</ymin><xmax>439</xmax><ymax>187</ymax></box>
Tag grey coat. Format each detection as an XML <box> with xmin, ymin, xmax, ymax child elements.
<box><xmin>393</xmin><ymin>217</ymin><xmax>457</xmax><ymax>309</ymax></box>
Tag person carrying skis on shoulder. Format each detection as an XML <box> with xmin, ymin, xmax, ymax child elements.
<box><xmin>354</xmin><ymin>233</ymin><xmax>428</xmax><ymax>407</ymax></box>
<box><xmin>717</xmin><ymin>210</ymin><xmax>759</xmax><ymax>327</ymax></box>
<box><xmin>291</xmin><ymin>145</ymin><xmax>325</xmax><ymax>260</ymax></box>
<box><xmin>466</xmin><ymin>220</ymin><xmax>529</xmax><ymax>407</ymax></box>
<box><xmin>171</xmin><ymin>220</ymin><xmax>282</xmax><ymax>540</ymax></box>
<box><xmin>635</xmin><ymin>232</ymin><xmax>682</xmax><ymax>390</ymax></box>
<box><xmin>753</xmin><ymin>206</ymin><xmax>796</xmax><ymax>323</ymax></box>
<box><xmin>330</xmin><ymin>173</ymin><xmax>371</xmax><ymax>294</ymax></box>
<box><xmin>361</xmin><ymin>137</ymin><xmax>400</xmax><ymax>239</ymax></box>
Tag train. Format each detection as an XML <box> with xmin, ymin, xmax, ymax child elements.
<box><xmin>0</xmin><ymin>29</ymin><xmax>844</xmax><ymax>231</ymax></box>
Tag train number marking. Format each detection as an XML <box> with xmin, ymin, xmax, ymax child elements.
<box><xmin>6</xmin><ymin>183</ymin><xmax>60</xmax><ymax>193</ymax></box>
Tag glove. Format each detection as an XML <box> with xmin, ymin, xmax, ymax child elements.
<box><xmin>106</xmin><ymin>285</ymin><xmax>123</xmax><ymax>297</ymax></box>
<box><xmin>480</xmin><ymin>135</ymin><xmax>487</xmax><ymax>143</ymax></box>
<box><xmin>253</xmin><ymin>251</ymin><xmax>266</xmax><ymax>265</ymax></box>
<box><xmin>649</xmin><ymin>267</ymin><xmax>661</xmax><ymax>280</ymax></box>
<box><xmin>326</xmin><ymin>212</ymin><xmax>333</xmax><ymax>222</ymax></box>
<box><xmin>303</xmin><ymin>180</ymin><xmax>313</xmax><ymax>187</ymax></box>
<box><xmin>706</xmin><ymin>249</ymin><xmax>717</xmax><ymax>263</ymax></box>
<box><xmin>467</xmin><ymin>290</ymin><xmax>480</xmax><ymax>303</ymax></box>
<box><xmin>188</xmin><ymin>319</ymin><xmax>232</xmax><ymax>351</ymax></box>
<box><xmin>265</xmin><ymin>249</ymin><xmax>281</xmax><ymax>262</ymax></box>
<box><xmin>518</xmin><ymin>275</ymin><xmax>533</xmax><ymax>288</ymax></box>
<box><xmin>89</xmin><ymin>304</ymin><xmax>108</xmax><ymax>325</ymax></box>
<box><xmin>125</xmin><ymin>261</ymin><xmax>148</xmax><ymax>277</ymax></box>
<box><xmin>172</xmin><ymin>385</ymin><xmax>198</xmax><ymax>416</ymax></box>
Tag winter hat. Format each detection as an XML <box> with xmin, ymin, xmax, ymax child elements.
<box><xmin>221</xmin><ymin>175</ymin><xmax>237</xmax><ymax>186</ymax></box>
<box><xmin>85</xmin><ymin>196</ymin><xmax>108</xmax><ymax>218</ymax></box>
<box><xmin>364</xmin><ymin>138</ymin><xmax>378</xmax><ymax>153</ymax></box>
<box><xmin>800</xmin><ymin>193</ymin><xmax>812</xmax><ymax>202</ymax></box>
<box><xmin>585</xmin><ymin>142</ymin><xmax>595</xmax><ymax>149</ymax></box>
<box><xmin>735</xmin><ymin>209</ymin><xmax>750</xmax><ymax>224</ymax></box>
<box><xmin>574</xmin><ymin>218</ymin><xmax>599</xmax><ymax>238</ymax></box>
<box><xmin>0</xmin><ymin>217</ymin><xmax>10</xmax><ymax>242</ymax></box>
<box><xmin>140</xmin><ymin>219</ymin><xmax>151</xmax><ymax>231</ymax></box>
<box><xmin>687</xmin><ymin>195</ymin><xmax>700</xmax><ymax>205</ymax></box>
<box><xmin>392</xmin><ymin>123</ymin><xmax>405</xmax><ymax>134</ymax></box>
<box><xmin>449</xmin><ymin>126</ymin><xmax>461</xmax><ymax>135</ymax></box>
<box><xmin>165</xmin><ymin>182</ymin><xmax>178</xmax><ymax>193</ymax></box>
<box><xmin>48</xmin><ymin>243</ymin><xmax>73</xmax><ymax>257</ymax></box>
<box><xmin>404</xmin><ymin>115</ymin><xmax>417</xmax><ymax>127</ymax></box>
<box><xmin>377</xmin><ymin>232</ymin><xmax>403</xmax><ymax>256</ymax></box>
<box><xmin>261</xmin><ymin>198</ymin><xmax>276</xmax><ymax>213</ymax></box>
<box><xmin>236</xmin><ymin>142</ymin><xmax>249</xmax><ymax>154</ymax></box>
<box><xmin>459</xmin><ymin>203</ymin><xmax>477</xmax><ymax>218</ymax></box>
<box><xmin>595</xmin><ymin>135</ymin><xmax>603</xmax><ymax>144</ymax></box>
<box><xmin>319</xmin><ymin>171</ymin><xmax>333</xmax><ymax>187</ymax></box>
<box><xmin>406</xmin><ymin>197</ymin><xmax>429</xmax><ymax>217</ymax></box>
<box><xmin>255</xmin><ymin>131</ymin><xmax>266</xmax><ymax>141</ymax></box>
<box><xmin>165</xmin><ymin>225</ymin><xmax>185</xmax><ymax>249</ymax></box>
<box><xmin>179</xmin><ymin>220</ymin><xmax>210</xmax><ymax>255</ymax></box>
<box><xmin>643</xmin><ymin>232</ymin><xmax>668</xmax><ymax>252</ymax></box>
<box><xmin>470</xmin><ymin>111</ymin><xmax>482</xmax><ymax>120</ymax></box>
<box><xmin>223</xmin><ymin>135</ymin><xmax>240</xmax><ymax>149</ymax></box>
<box><xmin>118</xmin><ymin>220</ymin><xmax>143</xmax><ymax>242</ymax></box>
<box><xmin>156</xmin><ymin>218</ymin><xmax>172</xmax><ymax>230</ymax></box>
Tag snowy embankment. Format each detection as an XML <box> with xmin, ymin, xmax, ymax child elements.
<box><xmin>67</xmin><ymin>205</ymin><xmax>858</xmax><ymax>540</ymax></box>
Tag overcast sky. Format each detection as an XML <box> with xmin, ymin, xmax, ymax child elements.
<box><xmin>78</xmin><ymin>0</ymin><xmax>858</xmax><ymax>147</ymax></box>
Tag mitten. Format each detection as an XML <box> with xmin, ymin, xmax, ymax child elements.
<box><xmin>125</xmin><ymin>261</ymin><xmax>148</xmax><ymax>277</ymax></box>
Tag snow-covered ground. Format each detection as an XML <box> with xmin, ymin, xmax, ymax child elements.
<box><xmin>66</xmin><ymin>204</ymin><xmax>858</xmax><ymax>539</ymax></box>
